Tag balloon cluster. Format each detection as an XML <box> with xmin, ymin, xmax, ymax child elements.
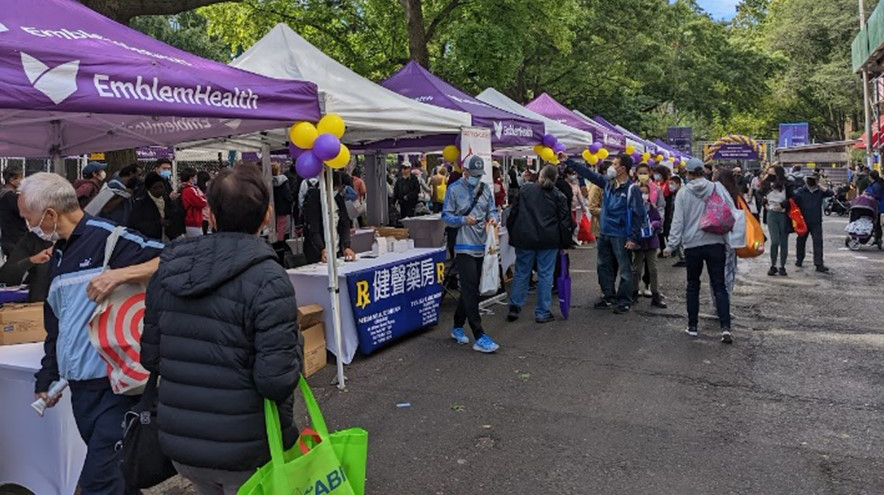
<box><xmin>288</xmin><ymin>114</ymin><xmax>350</xmax><ymax>179</ymax></box>
<box><xmin>533</xmin><ymin>134</ymin><xmax>567</xmax><ymax>164</ymax></box>
<box><xmin>580</xmin><ymin>142</ymin><xmax>610</xmax><ymax>166</ymax></box>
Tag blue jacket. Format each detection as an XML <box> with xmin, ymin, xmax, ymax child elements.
<box><xmin>567</xmin><ymin>160</ymin><xmax>646</xmax><ymax>242</ymax></box>
<box><xmin>866</xmin><ymin>181</ymin><xmax>884</xmax><ymax>213</ymax></box>
<box><xmin>442</xmin><ymin>178</ymin><xmax>498</xmax><ymax>256</ymax></box>
<box><xmin>35</xmin><ymin>215</ymin><xmax>163</xmax><ymax>393</ymax></box>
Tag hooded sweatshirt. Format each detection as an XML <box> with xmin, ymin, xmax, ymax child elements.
<box><xmin>140</xmin><ymin>233</ymin><xmax>302</xmax><ymax>471</ymax></box>
<box><xmin>666</xmin><ymin>178</ymin><xmax>736</xmax><ymax>250</ymax></box>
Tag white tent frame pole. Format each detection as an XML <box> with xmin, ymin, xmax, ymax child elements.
<box><xmin>319</xmin><ymin>166</ymin><xmax>346</xmax><ymax>389</ymax></box>
<box><xmin>261</xmin><ymin>142</ymin><xmax>276</xmax><ymax>241</ymax></box>
<box><xmin>50</xmin><ymin>120</ymin><xmax>64</xmax><ymax>176</ymax></box>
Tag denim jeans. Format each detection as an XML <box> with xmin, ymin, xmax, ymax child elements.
<box><xmin>597</xmin><ymin>235</ymin><xmax>634</xmax><ymax>308</ymax></box>
<box><xmin>685</xmin><ymin>243</ymin><xmax>731</xmax><ymax>329</ymax></box>
<box><xmin>509</xmin><ymin>248</ymin><xmax>558</xmax><ymax>318</ymax></box>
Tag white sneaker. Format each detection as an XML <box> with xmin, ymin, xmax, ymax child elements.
<box><xmin>640</xmin><ymin>288</ymin><xmax>652</xmax><ymax>297</ymax></box>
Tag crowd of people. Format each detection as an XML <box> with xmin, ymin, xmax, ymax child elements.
<box><xmin>1</xmin><ymin>151</ymin><xmax>882</xmax><ymax>493</ymax></box>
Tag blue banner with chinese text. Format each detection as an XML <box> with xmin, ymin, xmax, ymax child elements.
<box><xmin>346</xmin><ymin>250</ymin><xmax>446</xmax><ymax>355</ymax></box>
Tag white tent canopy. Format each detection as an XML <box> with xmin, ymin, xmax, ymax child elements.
<box><xmin>477</xmin><ymin>88</ymin><xmax>594</xmax><ymax>152</ymax></box>
<box><xmin>183</xmin><ymin>24</ymin><xmax>472</xmax><ymax>151</ymax></box>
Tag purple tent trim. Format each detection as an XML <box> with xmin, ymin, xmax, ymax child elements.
<box><xmin>525</xmin><ymin>94</ymin><xmax>626</xmax><ymax>152</ymax></box>
<box><xmin>0</xmin><ymin>0</ymin><xmax>320</xmax><ymax>158</ymax></box>
<box><xmin>381</xmin><ymin>61</ymin><xmax>544</xmax><ymax>148</ymax></box>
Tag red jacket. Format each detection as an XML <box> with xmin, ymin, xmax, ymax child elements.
<box><xmin>181</xmin><ymin>184</ymin><xmax>207</xmax><ymax>228</ymax></box>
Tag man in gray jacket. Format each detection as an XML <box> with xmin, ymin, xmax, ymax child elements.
<box><xmin>664</xmin><ymin>159</ymin><xmax>736</xmax><ymax>344</ymax></box>
<box><xmin>442</xmin><ymin>156</ymin><xmax>500</xmax><ymax>353</ymax></box>
<box><xmin>794</xmin><ymin>172</ymin><xmax>834</xmax><ymax>273</ymax></box>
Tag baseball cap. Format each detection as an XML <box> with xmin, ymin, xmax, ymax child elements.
<box><xmin>685</xmin><ymin>158</ymin><xmax>705</xmax><ymax>174</ymax></box>
<box><xmin>465</xmin><ymin>156</ymin><xmax>485</xmax><ymax>177</ymax></box>
<box><xmin>82</xmin><ymin>162</ymin><xmax>107</xmax><ymax>178</ymax></box>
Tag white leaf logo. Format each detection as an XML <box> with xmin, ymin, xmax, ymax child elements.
<box><xmin>21</xmin><ymin>52</ymin><xmax>79</xmax><ymax>104</ymax></box>
<box><xmin>493</xmin><ymin>121</ymin><xmax>502</xmax><ymax>139</ymax></box>
<box><xmin>223</xmin><ymin>119</ymin><xmax>242</xmax><ymax>130</ymax></box>
<box><xmin>0</xmin><ymin>23</ymin><xmax>8</xmax><ymax>33</ymax></box>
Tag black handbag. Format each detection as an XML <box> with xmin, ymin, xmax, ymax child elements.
<box><xmin>118</xmin><ymin>373</ymin><xmax>177</xmax><ymax>489</ymax></box>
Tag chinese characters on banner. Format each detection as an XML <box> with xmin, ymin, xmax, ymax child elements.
<box><xmin>346</xmin><ymin>250</ymin><xmax>447</xmax><ymax>355</ymax></box>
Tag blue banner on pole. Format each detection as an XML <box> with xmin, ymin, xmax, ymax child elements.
<box><xmin>346</xmin><ymin>250</ymin><xmax>447</xmax><ymax>355</ymax></box>
<box><xmin>778</xmin><ymin>123</ymin><xmax>809</xmax><ymax>148</ymax></box>
<box><xmin>666</xmin><ymin>127</ymin><xmax>693</xmax><ymax>156</ymax></box>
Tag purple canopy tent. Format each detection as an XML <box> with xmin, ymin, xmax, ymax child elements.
<box><xmin>525</xmin><ymin>93</ymin><xmax>626</xmax><ymax>152</ymax></box>
<box><xmin>380</xmin><ymin>61</ymin><xmax>544</xmax><ymax>149</ymax></box>
<box><xmin>590</xmin><ymin>115</ymin><xmax>656</xmax><ymax>155</ymax></box>
<box><xmin>0</xmin><ymin>0</ymin><xmax>320</xmax><ymax>169</ymax></box>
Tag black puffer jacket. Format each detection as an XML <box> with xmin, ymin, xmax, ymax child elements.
<box><xmin>141</xmin><ymin>233</ymin><xmax>302</xmax><ymax>471</ymax></box>
<box><xmin>507</xmin><ymin>182</ymin><xmax>572</xmax><ymax>250</ymax></box>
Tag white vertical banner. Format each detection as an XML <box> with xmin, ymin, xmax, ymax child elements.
<box><xmin>460</xmin><ymin>126</ymin><xmax>493</xmax><ymax>186</ymax></box>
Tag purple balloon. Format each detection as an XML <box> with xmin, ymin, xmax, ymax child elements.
<box><xmin>542</xmin><ymin>134</ymin><xmax>558</xmax><ymax>148</ymax></box>
<box><xmin>295</xmin><ymin>151</ymin><xmax>323</xmax><ymax>179</ymax></box>
<box><xmin>589</xmin><ymin>142</ymin><xmax>602</xmax><ymax>154</ymax></box>
<box><xmin>648</xmin><ymin>159</ymin><xmax>656</xmax><ymax>167</ymax></box>
<box><xmin>632</xmin><ymin>152</ymin><xmax>641</xmax><ymax>164</ymax></box>
<box><xmin>288</xmin><ymin>142</ymin><xmax>305</xmax><ymax>160</ymax></box>
<box><xmin>553</xmin><ymin>142</ymin><xmax>567</xmax><ymax>154</ymax></box>
<box><xmin>313</xmin><ymin>134</ymin><xmax>342</xmax><ymax>161</ymax></box>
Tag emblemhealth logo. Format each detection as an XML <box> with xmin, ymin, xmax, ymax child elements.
<box><xmin>493</xmin><ymin>122</ymin><xmax>503</xmax><ymax>139</ymax></box>
<box><xmin>21</xmin><ymin>52</ymin><xmax>79</xmax><ymax>104</ymax></box>
<box><xmin>0</xmin><ymin>23</ymin><xmax>8</xmax><ymax>33</ymax></box>
<box><xmin>493</xmin><ymin>121</ymin><xmax>534</xmax><ymax>140</ymax></box>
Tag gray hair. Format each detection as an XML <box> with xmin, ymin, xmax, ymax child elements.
<box><xmin>19</xmin><ymin>173</ymin><xmax>79</xmax><ymax>214</ymax></box>
<box><xmin>539</xmin><ymin>164</ymin><xmax>559</xmax><ymax>189</ymax></box>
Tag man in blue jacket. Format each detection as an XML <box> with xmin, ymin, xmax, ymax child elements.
<box><xmin>566</xmin><ymin>153</ymin><xmax>646</xmax><ymax>314</ymax></box>
<box><xmin>442</xmin><ymin>156</ymin><xmax>500</xmax><ymax>353</ymax></box>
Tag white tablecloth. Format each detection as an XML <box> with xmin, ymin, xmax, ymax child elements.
<box><xmin>0</xmin><ymin>343</ymin><xmax>85</xmax><ymax>495</ymax></box>
<box><xmin>287</xmin><ymin>248</ymin><xmax>445</xmax><ymax>365</ymax></box>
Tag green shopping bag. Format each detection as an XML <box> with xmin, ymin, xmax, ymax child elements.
<box><xmin>238</xmin><ymin>377</ymin><xmax>368</xmax><ymax>495</ymax></box>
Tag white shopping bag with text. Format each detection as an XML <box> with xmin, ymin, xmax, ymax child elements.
<box><xmin>479</xmin><ymin>227</ymin><xmax>500</xmax><ymax>296</ymax></box>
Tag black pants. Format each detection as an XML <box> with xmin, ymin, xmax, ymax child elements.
<box><xmin>400</xmin><ymin>201</ymin><xmax>417</xmax><ymax>219</ymax></box>
<box><xmin>685</xmin><ymin>244</ymin><xmax>730</xmax><ymax>330</ymax></box>
<box><xmin>432</xmin><ymin>202</ymin><xmax>444</xmax><ymax>213</ymax></box>
<box><xmin>70</xmin><ymin>378</ymin><xmax>140</xmax><ymax>495</ymax></box>
<box><xmin>454</xmin><ymin>254</ymin><xmax>484</xmax><ymax>339</ymax></box>
<box><xmin>796</xmin><ymin>222</ymin><xmax>824</xmax><ymax>267</ymax></box>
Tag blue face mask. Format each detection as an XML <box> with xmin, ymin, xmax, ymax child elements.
<box><xmin>158</xmin><ymin>170</ymin><xmax>172</xmax><ymax>180</ymax></box>
<box><xmin>466</xmin><ymin>176</ymin><xmax>480</xmax><ymax>186</ymax></box>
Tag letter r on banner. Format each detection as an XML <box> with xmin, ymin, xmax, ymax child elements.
<box><xmin>436</xmin><ymin>262</ymin><xmax>445</xmax><ymax>284</ymax></box>
<box><xmin>355</xmin><ymin>280</ymin><xmax>370</xmax><ymax>309</ymax></box>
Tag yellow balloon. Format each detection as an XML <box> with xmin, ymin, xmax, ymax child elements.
<box><xmin>540</xmin><ymin>147</ymin><xmax>556</xmax><ymax>162</ymax></box>
<box><xmin>442</xmin><ymin>145</ymin><xmax>460</xmax><ymax>163</ymax></box>
<box><xmin>656</xmin><ymin>154</ymin><xmax>664</xmax><ymax>162</ymax></box>
<box><xmin>534</xmin><ymin>145</ymin><xmax>545</xmax><ymax>156</ymax></box>
<box><xmin>641</xmin><ymin>152</ymin><xmax>651</xmax><ymax>162</ymax></box>
<box><xmin>669</xmin><ymin>156</ymin><xmax>676</xmax><ymax>162</ymax></box>
<box><xmin>598</xmin><ymin>148</ymin><xmax>610</xmax><ymax>160</ymax></box>
<box><xmin>317</xmin><ymin>114</ymin><xmax>346</xmax><ymax>139</ymax></box>
<box><xmin>587</xmin><ymin>154</ymin><xmax>600</xmax><ymax>166</ymax></box>
<box><xmin>325</xmin><ymin>144</ymin><xmax>351</xmax><ymax>168</ymax></box>
<box><xmin>290</xmin><ymin>122</ymin><xmax>318</xmax><ymax>150</ymax></box>
<box><xmin>551</xmin><ymin>158</ymin><xmax>560</xmax><ymax>165</ymax></box>
<box><xmin>581</xmin><ymin>150</ymin><xmax>591</xmax><ymax>161</ymax></box>
<box><xmin>625</xmin><ymin>146</ymin><xmax>635</xmax><ymax>156</ymax></box>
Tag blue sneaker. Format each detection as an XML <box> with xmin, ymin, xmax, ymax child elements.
<box><xmin>450</xmin><ymin>327</ymin><xmax>469</xmax><ymax>345</ymax></box>
<box><xmin>472</xmin><ymin>335</ymin><xmax>499</xmax><ymax>353</ymax></box>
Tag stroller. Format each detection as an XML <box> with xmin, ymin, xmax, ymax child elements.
<box><xmin>844</xmin><ymin>195</ymin><xmax>882</xmax><ymax>251</ymax></box>
<box><xmin>824</xmin><ymin>185</ymin><xmax>851</xmax><ymax>216</ymax></box>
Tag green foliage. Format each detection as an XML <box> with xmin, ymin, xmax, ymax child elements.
<box><xmin>126</xmin><ymin>0</ymin><xmax>869</xmax><ymax>146</ymax></box>
<box><xmin>130</xmin><ymin>11</ymin><xmax>230</xmax><ymax>62</ymax></box>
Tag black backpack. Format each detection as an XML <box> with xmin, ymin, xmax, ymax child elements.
<box><xmin>164</xmin><ymin>195</ymin><xmax>186</xmax><ymax>240</ymax></box>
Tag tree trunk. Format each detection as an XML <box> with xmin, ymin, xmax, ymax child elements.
<box><xmin>399</xmin><ymin>0</ymin><xmax>430</xmax><ymax>67</ymax></box>
<box><xmin>105</xmin><ymin>149</ymin><xmax>137</xmax><ymax>178</ymax></box>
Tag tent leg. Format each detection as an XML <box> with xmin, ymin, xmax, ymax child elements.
<box><xmin>319</xmin><ymin>166</ymin><xmax>347</xmax><ymax>389</ymax></box>
<box><xmin>261</xmin><ymin>143</ymin><xmax>276</xmax><ymax>241</ymax></box>
<box><xmin>50</xmin><ymin>120</ymin><xmax>64</xmax><ymax>176</ymax></box>
<box><xmin>364</xmin><ymin>153</ymin><xmax>387</xmax><ymax>226</ymax></box>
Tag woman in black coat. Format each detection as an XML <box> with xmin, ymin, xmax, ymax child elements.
<box><xmin>127</xmin><ymin>172</ymin><xmax>167</xmax><ymax>241</ymax></box>
<box><xmin>505</xmin><ymin>164</ymin><xmax>572</xmax><ymax>324</ymax></box>
<box><xmin>141</xmin><ymin>165</ymin><xmax>302</xmax><ymax>492</ymax></box>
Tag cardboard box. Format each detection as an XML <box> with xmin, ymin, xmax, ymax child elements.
<box><xmin>301</xmin><ymin>323</ymin><xmax>327</xmax><ymax>377</ymax></box>
<box><xmin>297</xmin><ymin>305</ymin><xmax>324</xmax><ymax>329</ymax></box>
<box><xmin>0</xmin><ymin>303</ymin><xmax>46</xmax><ymax>346</ymax></box>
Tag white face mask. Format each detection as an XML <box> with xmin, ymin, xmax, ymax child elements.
<box><xmin>28</xmin><ymin>210</ymin><xmax>60</xmax><ymax>242</ymax></box>
<box><xmin>607</xmin><ymin>167</ymin><xmax>618</xmax><ymax>179</ymax></box>
<box><xmin>642</xmin><ymin>194</ymin><xmax>650</xmax><ymax>203</ymax></box>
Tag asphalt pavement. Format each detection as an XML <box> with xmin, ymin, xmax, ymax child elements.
<box><xmin>143</xmin><ymin>215</ymin><xmax>882</xmax><ymax>494</ymax></box>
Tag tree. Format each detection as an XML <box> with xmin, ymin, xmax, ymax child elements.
<box><xmin>78</xmin><ymin>0</ymin><xmax>236</xmax><ymax>24</ymax></box>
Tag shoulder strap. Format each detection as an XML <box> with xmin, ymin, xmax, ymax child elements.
<box><xmin>101</xmin><ymin>226</ymin><xmax>126</xmax><ymax>273</ymax></box>
<box><xmin>459</xmin><ymin>182</ymin><xmax>486</xmax><ymax>217</ymax></box>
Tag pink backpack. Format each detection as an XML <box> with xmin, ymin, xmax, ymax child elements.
<box><xmin>700</xmin><ymin>186</ymin><xmax>735</xmax><ymax>235</ymax></box>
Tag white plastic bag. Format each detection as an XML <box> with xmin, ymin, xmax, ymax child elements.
<box><xmin>480</xmin><ymin>228</ymin><xmax>500</xmax><ymax>296</ymax></box>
